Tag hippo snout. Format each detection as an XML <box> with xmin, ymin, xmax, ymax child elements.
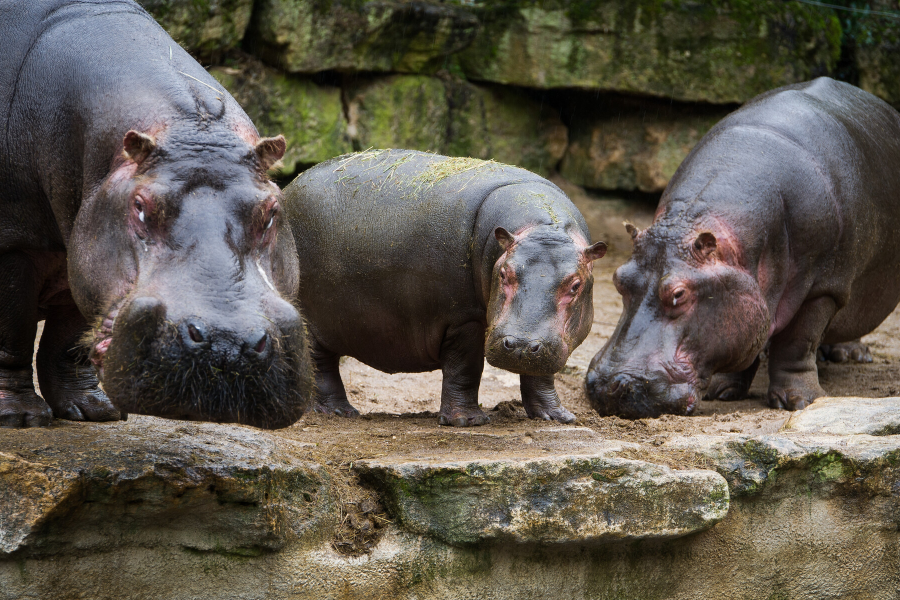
<box><xmin>99</xmin><ymin>294</ymin><xmax>313</xmax><ymax>429</ymax></box>
<box><xmin>486</xmin><ymin>333</ymin><xmax>565</xmax><ymax>375</ymax></box>
<box><xmin>586</xmin><ymin>369</ymin><xmax>698</xmax><ymax>419</ymax></box>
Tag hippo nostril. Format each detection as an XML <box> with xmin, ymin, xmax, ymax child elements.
<box><xmin>529</xmin><ymin>341</ymin><xmax>542</xmax><ymax>353</ymax></box>
<box><xmin>188</xmin><ymin>324</ymin><xmax>204</xmax><ymax>344</ymax></box>
<box><xmin>503</xmin><ymin>336</ymin><xmax>515</xmax><ymax>350</ymax></box>
<box><xmin>245</xmin><ymin>330</ymin><xmax>269</xmax><ymax>357</ymax></box>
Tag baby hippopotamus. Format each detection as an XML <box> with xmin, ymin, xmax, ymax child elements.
<box><xmin>586</xmin><ymin>78</ymin><xmax>900</xmax><ymax>418</ymax></box>
<box><xmin>283</xmin><ymin>150</ymin><xmax>606</xmax><ymax>426</ymax></box>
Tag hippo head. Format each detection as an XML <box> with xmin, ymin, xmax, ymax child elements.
<box><xmin>484</xmin><ymin>225</ymin><xmax>607</xmax><ymax>375</ymax></box>
<box><xmin>67</xmin><ymin>126</ymin><xmax>313</xmax><ymax>429</ymax></box>
<box><xmin>585</xmin><ymin>222</ymin><xmax>769</xmax><ymax>418</ymax></box>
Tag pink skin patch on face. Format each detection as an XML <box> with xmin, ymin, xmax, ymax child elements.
<box><xmin>232</xmin><ymin>121</ymin><xmax>260</xmax><ymax>146</ymax></box>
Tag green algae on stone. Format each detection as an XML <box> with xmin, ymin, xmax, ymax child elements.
<box><xmin>357</xmin><ymin>454</ymin><xmax>729</xmax><ymax>546</ymax></box>
<box><xmin>457</xmin><ymin>0</ymin><xmax>843</xmax><ymax>104</ymax></box>
<box><xmin>246</xmin><ymin>0</ymin><xmax>479</xmax><ymax>74</ymax></box>
<box><xmin>137</xmin><ymin>0</ymin><xmax>253</xmax><ymax>56</ymax></box>
<box><xmin>210</xmin><ymin>61</ymin><xmax>351</xmax><ymax>177</ymax></box>
<box><xmin>561</xmin><ymin>99</ymin><xmax>730</xmax><ymax>193</ymax></box>
<box><xmin>851</xmin><ymin>0</ymin><xmax>900</xmax><ymax>108</ymax></box>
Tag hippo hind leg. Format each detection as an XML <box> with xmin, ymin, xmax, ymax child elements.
<box><xmin>311</xmin><ymin>340</ymin><xmax>360</xmax><ymax>418</ymax></box>
<box><xmin>767</xmin><ymin>296</ymin><xmax>834</xmax><ymax>411</ymax></box>
<box><xmin>817</xmin><ymin>339</ymin><xmax>873</xmax><ymax>364</ymax></box>
<box><xmin>438</xmin><ymin>322</ymin><xmax>490</xmax><ymax>427</ymax></box>
<box><xmin>520</xmin><ymin>374</ymin><xmax>575</xmax><ymax>423</ymax></box>
<box><xmin>705</xmin><ymin>356</ymin><xmax>761</xmax><ymax>401</ymax></box>
<box><xmin>37</xmin><ymin>303</ymin><xmax>122</xmax><ymax>422</ymax></box>
<box><xmin>0</xmin><ymin>253</ymin><xmax>52</xmax><ymax>427</ymax></box>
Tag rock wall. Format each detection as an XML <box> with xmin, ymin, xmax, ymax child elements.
<box><xmin>138</xmin><ymin>0</ymin><xmax>900</xmax><ymax>190</ymax></box>
<box><xmin>4</xmin><ymin>398</ymin><xmax>900</xmax><ymax>599</ymax></box>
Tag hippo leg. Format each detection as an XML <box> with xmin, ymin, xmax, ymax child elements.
<box><xmin>520</xmin><ymin>374</ymin><xmax>576</xmax><ymax>423</ymax></box>
<box><xmin>311</xmin><ymin>340</ymin><xmax>360</xmax><ymax>418</ymax></box>
<box><xmin>37</xmin><ymin>304</ymin><xmax>122</xmax><ymax>421</ymax></box>
<box><xmin>767</xmin><ymin>297</ymin><xmax>834</xmax><ymax>411</ymax></box>
<box><xmin>0</xmin><ymin>253</ymin><xmax>52</xmax><ymax>427</ymax></box>
<box><xmin>817</xmin><ymin>339</ymin><xmax>873</xmax><ymax>364</ymax></box>
<box><xmin>705</xmin><ymin>356</ymin><xmax>761</xmax><ymax>401</ymax></box>
<box><xmin>438</xmin><ymin>322</ymin><xmax>490</xmax><ymax>427</ymax></box>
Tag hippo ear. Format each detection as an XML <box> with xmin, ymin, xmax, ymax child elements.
<box><xmin>495</xmin><ymin>227</ymin><xmax>516</xmax><ymax>250</ymax></box>
<box><xmin>584</xmin><ymin>241</ymin><xmax>607</xmax><ymax>262</ymax></box>
<box><xmin>122</xmin><ymin>130</ymin><xmax>156</xmax><ymax>164</ymax></box>
<box><xmin>624</xmin><ymin>222</ymin><xmax>640</xmax><ymax>240</ymax></box>
<box><xmin>255</xmin><ymin>135</ymin><xmax>286</xmax><ymax>172</ymax></box>
<box><xmin>694</xmin><ymin>232</ymin><xmax>718</xmax><ymax>258</ymax></box>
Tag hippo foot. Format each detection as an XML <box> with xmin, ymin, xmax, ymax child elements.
<box><xmin>767</xmin><ymin>385</ymin><xmax>825</xmax><ymax>411</ymax></box>
<box><xmin>817</xmin><ymin>341</ymin><xmax>873</xmax><ymax>364</ymax></box>
<box><xmin>706</xmin><ymin>374</ymin><xmax>750</xmax><ymax>401</ymax></box>
<box><xmin>438</xmin><ymin>407</ymin><xmax>490</xmax><ymax>427</ymax></box>
<box><xmin>524</xmin><ymin>403</ymin><xmax>576</xmax><ymax>423</ymax></box>
<box><xmin>314</xmin><ymin>397</ymin><xmax>360</xmax><ymax>418</ymax></box>
<box><xmin>0</xmin><ymin>390</ymin><xmax>53</xmax><ymax>428</ymax></box>
<box><xmin>47</xmin><ymin>387</ymin><xmax>123</xmax><ymax>422</ymax></box>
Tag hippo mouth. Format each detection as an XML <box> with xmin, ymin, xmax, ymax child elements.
<box><xmin>89</xmin><ymin>297</ymin><xmax>314</xmax><ymax>429</ymax></box>
<box><xmin>484</xmin><ymin>334</ymin><xmax>569</xmax><ymax>375</ymax></box>
<box><xmin>586</xmin><ymin>362</ymin><xmax>704</xmax><ymax>419</ymax></box>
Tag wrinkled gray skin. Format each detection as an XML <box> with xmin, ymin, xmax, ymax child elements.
<box><xmin>0</xmin><ymin>0</ymin><xmax>312</xmax><ymax>428</ymax></box>
<box><xmin>586</xmin><ymin>78</ymin><xmax>900</xmax><ymax>418</ymax></box>
<box><xmin>284</xmin><ymin>150</ymin><xmax>606</xmax><ymax>426</ymax></box>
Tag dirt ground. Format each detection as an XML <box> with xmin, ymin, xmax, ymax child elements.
<box><xmin>29</xmin><ymin>180</ymin><xmax>900</xmax><ymax>452</ymax></box>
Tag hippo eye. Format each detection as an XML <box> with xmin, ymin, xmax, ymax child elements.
<box><xmin>571</xmin><ymin>280</ymin><xmax>581</xmax><ymax>294</ymax></box>
<box><xmin>265</xmin><ymin>216</ymin><xmax>274</xmax><ymax>230</ymax></box>
<box><xmin>135</xmin><ymin>199</ymin><xmax>145</xmax><ymax>223</ymax></box>
<box><xmin>672</xmin><ymin>289</ymin><xmax>685</xmax><ymax>306</ymax></box>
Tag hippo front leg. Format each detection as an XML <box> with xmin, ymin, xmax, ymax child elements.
<box><xmin>0</xmin><ymin>253</ymin><xmax>52</xmax><ymax>427</ymax></box>
<box><xmin>311</xmin><ymin>340</ymin><xmax>360</xmax><ymax>418</ymax></box>
<box><xmin>438</xmin><ymin>322</ymin><xmax>490</xmax><ymax>427</ymax></box>
<box><xmin>767</xmin><ymin>296</ymin><xmax>834</xmax><ymax>411</ymax></box>
<box><xmin>520</xmin><ymin>374</ymin><xmax>575</xmax><ymax>423</ymax></box>
<box><xmin>37</xmin><ymin>304</ymin><xmax>122</xmax><ymax>422</ymax></box>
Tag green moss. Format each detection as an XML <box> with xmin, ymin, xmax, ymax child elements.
<box><xmin>137</xmin><ymin>0</ymin><xmax>253</xmax><ymax>56</ymax></box>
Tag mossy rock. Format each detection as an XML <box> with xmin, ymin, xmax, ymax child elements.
<box><xmin>560</xmin><ymin>97</ymin><xmax>730</xmax><ymax>192</ymax></box>
<box><xmin>210</xmin><ymin>59</ymin><xmax>352</xmax><ymax>177</ymax></box>
<box><xmin>137</xmin><ymin>0</ymin><xmax>253</xmax><ymax>57</ymax></box>
<box><xmin>347</xmin><ymin>75</ymin><xmax>566</xmax><ymax>176</ymax></box>
<box><xmin>851</xmin><ymin>1</ymin><xmax>900</xmax><ymax>108</ymax></box>
<box><xmin>457</xmin><ymin>0</ymin><xmax>842</xmax><ymax>104</ymax></box>
<box><xmin>246</xmin><ymin>0</ymin><xmax>479</xmax><ymax>74</ymax></box>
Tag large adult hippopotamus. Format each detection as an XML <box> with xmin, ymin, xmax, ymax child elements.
<box><xmin>0</xmin><ymin>0</ymin><xmax>313</xmax><ymax>428</ymax></box>
<box><xmin>586</xmin><ymin>77</ymin><xmax>900</xmax><ymax>418</ymax></box>
<box><xmin>283</xmin><ymin>150</ymin><xmax>607</xmax><ymax>426</ymax></box>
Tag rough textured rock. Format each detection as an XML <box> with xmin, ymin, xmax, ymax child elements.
<box><xmin>458</xmin><ymin>0</ymin><xmax>842</xmax><ymax>104</ymax></box>
<box><xmin>346</xmin><ymin>75</ymin><xmax>566</xmax><ymax>176</ymax></box>
<box><xmin>4</xmin><ymin>416</ymin><xmax>900</xmax><ymax>598</ymax></box>
<box><xmin>560</xmin><ymin>99</ymin><xmax>730</xmax><ymax>192</ymax></box>
<box><xmin>210</xmin><ymin>61</ymin><xmax>351</xmax><ymax>176</ymax></box>
<box><xmin>247</xmin><ymin>0</ymin><xmax>479</xmax><ymax>74</ymax></box>
<box><xmin>852</xmin><ymin>1</ymin><xmax>900</xmax><ymax>108</ymax></box>
<box><xmin>137</xmin><ymin>0</ymin><xmax>253</xmax><ymax>56</ymax></box>
<box><xmin>357</xmin><ymin>452</ymin><xmax>729</xmax><ymax>545</ymax></box>
<box><xmin>0</xmin><ymin>418</ymin><xmax>334</xmax><ymax>558</ymax></box>
<box><xmin>781</xmin><ymin>396</ymin><xmax>900</xmax><ymax>436</ymax></box>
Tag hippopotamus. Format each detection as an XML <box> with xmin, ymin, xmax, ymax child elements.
<box><xmin>586</xmin><ymin>77</ymin><xmax>900</xmax><ymax>418</ymax></box>
<box><xmin>283</xmin><ymin>150</ymin><xmax>607</xmax><ymax>426</ymax></box>
<box><xmin>0</xmin><ymin>0</ymin><xmax>312</xmax><ymax>428</ymax></box>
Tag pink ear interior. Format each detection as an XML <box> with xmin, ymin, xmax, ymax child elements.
<box><xmin>122</xmin><ymin>130</ymin><xmax>156</xmax><ymax>164</ymax></box>
<box><xmin>494</xmin><ymin>227</ymin><xmax>515</xmax><ymax>250</ymax></box>
<box><xmin>694</xmin><ymin>232</ymin><xmax>718</xmax><ymax>257</ymax></box>
<box><xmin>255</xmin><ymin>135</ymin><xmax>286</xmax><ymax>171</ymax></box>
<box><xmin>584</xmin><ymin>241</ymin><xmax>607</xmax><ymax>262</ymax></box>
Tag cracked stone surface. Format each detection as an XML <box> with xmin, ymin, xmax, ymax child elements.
<box><xmin>781</xmin><ymin>396</ymin><xmax>900</xmax><ymax>436</ymax></box>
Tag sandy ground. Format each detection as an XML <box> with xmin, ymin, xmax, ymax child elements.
<box><xmin>30</xmin><ymin>180</ymin><xmax>900</xmax><ymax>443</ymax></box>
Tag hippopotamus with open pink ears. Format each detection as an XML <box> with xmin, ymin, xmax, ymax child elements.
<box><xmin>0</xmin><ymin>0</ymin><xmax>313</xmax><ymax>428</ymax></box>
<box><xmin>283</xmin><ymin>150</ymin><xmax>607</xmax><ymax>426</ymax></box>
<box><xmin>586</xmin><ymin>77</ymin><xmax>900</xmax><ymax>418</ymax></box>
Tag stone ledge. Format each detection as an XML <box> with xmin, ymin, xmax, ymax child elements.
<box><xmin>782</xmin><ymin>396</ymin><xmax>900</xmax><ymax>436</ymax></box>
<box><xmin>356</xmin><ymin>452</ymin><xmax>729</xmax><ymax>546</ymax></box>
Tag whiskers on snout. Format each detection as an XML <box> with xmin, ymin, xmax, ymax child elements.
<box><xmin>102</xmin><ymin>319</ymin><xmax>313</xmax><ymax>429</ymax></box>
